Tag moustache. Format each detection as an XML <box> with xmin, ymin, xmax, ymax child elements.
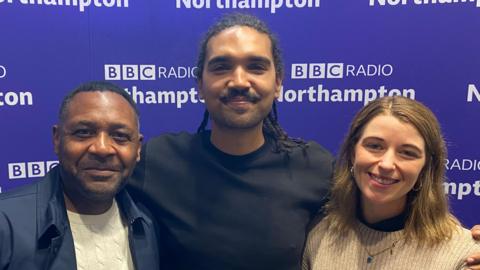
<box><xmin>219</xmin><ymin>88</ymin><xmax>261</xmax><ymax>103</ymax></box>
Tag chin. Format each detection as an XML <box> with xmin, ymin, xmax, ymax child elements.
<box><xmin>83</xmin><ymin>182</ymin><xmax>124</xmax><ymax>201</ymax></box>
<box><xmin>363</xmin><ymin>192</ymin><xmax>393</xmax><ymax>205</ymax></box>
<box><xmin>83</xmin><ymin>189</ymin><xmax>119</xmax><ymax>202</ymax></box>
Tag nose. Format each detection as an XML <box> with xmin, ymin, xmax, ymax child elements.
<box><xmin>227</xmin><ymin>67</ymin><xmax>251</xmax><ymax>89</ymax></box>
<box><xmin>88</xmin><ymin>132</ymin><xmax>115</xmax><ymax>157</ymax></box>
<box><xmin>378</xmin><ymin>150</ymin><xmax>396</xmax><ymax>171</ymax></box>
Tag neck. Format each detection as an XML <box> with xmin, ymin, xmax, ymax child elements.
<box><xmin>63</xmin><ymin>191</ymin><xmax>113</xmax><ymax>215</ymax></box>
<box><xmin>361</xmin><ymin>197</ymin><xmax>406</xmax><ymax>224</ymax></box>
<box><xmin>210</xmin><ymin>122</ymin><xmax>265</xmax><ymax>155</ymax></box>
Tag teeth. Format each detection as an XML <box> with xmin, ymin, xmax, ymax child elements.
<box><xmin>370</xmin><ymin>173</ymin><xmax>397</xmax><ymax>185</ymax></box>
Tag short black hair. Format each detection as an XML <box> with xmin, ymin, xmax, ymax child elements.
<box><xmin>195</xmin><ymin>12</ymin><xmax>284</xmax><ymax>81</ymax></box>
<box><xmin>58</xmin><ymin>81</ymin><xmax>139</xmax><ymax>123</ymax></box>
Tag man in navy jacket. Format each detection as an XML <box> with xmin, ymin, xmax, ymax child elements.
<box><xmin>0</xmin><ymin>81</ymin><xmax>159</xmax><ymax>270</ymax></box>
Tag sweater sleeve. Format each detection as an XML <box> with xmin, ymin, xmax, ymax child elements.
<box><xmin>302</xmin><ymin>220</ymin><xmax>328</xmax><ymax>270</ymax></box>
<box><xmin>457</xmin><ymin>229</ymin><xmax>480</xmax><ymax>270</ymax></box>
<box><xmin>302</xmin><ymin>237</ymin><xmax>312</xmax><ymax>270</ymax></box>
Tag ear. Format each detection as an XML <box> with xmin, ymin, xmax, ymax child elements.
<box><xmin>53</xmin><ymin>125</ymin><xmax>60</xmax><ymax>155</ymax></box>
<box><xmin>136</xmin><ymin>134</ymin><xmax>144</xmax><ymax>162</ymax></box>
<box><xmin>274</xmin><ymin>77</ymin><xmax>282</xmax><ymax>99</ymax></box>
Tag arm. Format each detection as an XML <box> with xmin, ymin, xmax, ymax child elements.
<box><xmin>0</xmin><ymin>211</ymin><xmax>12</xmax><ymax>269</ymax></box>
<box><xmin>465</xmin><ymin>225</ymin><xmax>480</xmax><ymax>269</ymax></box>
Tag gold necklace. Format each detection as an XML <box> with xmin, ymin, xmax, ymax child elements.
<box><xmin>364</xmin><ymin>238</ymin><xmax>402</xmax><ymax>264</ymax></box>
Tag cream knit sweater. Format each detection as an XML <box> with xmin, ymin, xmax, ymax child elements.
<box><xmin>303</xmin><ymin>219</ymin><xmax>480</xmax><ymax>270</ymax></box>
<box><xmin>67</xmin><ymin>200</ymin><xmax>134</xmax><ymax>270</ymax></box>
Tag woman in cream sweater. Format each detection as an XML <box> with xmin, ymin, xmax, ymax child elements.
<box><xmin>303</xmin><ymin>96</ymin><xmax>480</xmax><ymax>270</ymax></box>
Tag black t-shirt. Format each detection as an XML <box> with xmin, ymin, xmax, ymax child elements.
<box><xmin>128</xmin><ymin>131</ymin><xmax>334</xmax><ymax>270</ymax></box>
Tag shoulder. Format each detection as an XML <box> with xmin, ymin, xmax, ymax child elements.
<box><xmin>0</xmin><ymin>171</ymin><xmax>59</xmax><ymax>218</ymax></box>
<box><xmin>141</xmin><ymin>131</ymin><xmax>199</xmax><ymax>158</ymax></box>
<box><xmin>304</xmin><ymin>140</ymin><xmax>335</xmax><ymax>162</ymax></box>
<box><xmin>140</xmin><ymin>131</ymin><xmax>199</xmax><ymax>164</ymax></box>
<box><xmin>450</xmin><ymin>227</ymin><xmax>480</xmax><ymax>249</ymax></box>
<box><xmin>0</xmin><ymin>182</ymin><xmax>38</xmax><ymax>210</ymax></box>
<box><xmin>286</xmin><ymin>140</ymin><xmax>335</xmax><ymax>176</ymax></box>
<box><xmin>146</xmin><ymin>131</ymin><xmax>196</xmax><ymax>148</ymax></box>
<box><xmin>420</xmin><ymin>227</ymin><xmax>480</xmax><ymax>269</ymax></box>
<box><xmin>303</xmin><ymin>219</ymin><xmax>336</xmax><ymax>266</ymax></box>
<box><xmin>275</xmin><ymin>139</ymin><xmax>334</xmax><ymax>163</ymax></box>
<box><xmin>306</xmin><ymin>218</ymin><xmax>331</xmax><ymax>243</ymax></box>
<box><xmin>0</xmin><ymin>182</ymin><xmax>40</xmax><ymax>243</ymax></box>
<box><xmin>431</xmin><ymin>226</ymin><xmax>480</xmax><ymax>266</ymax></box>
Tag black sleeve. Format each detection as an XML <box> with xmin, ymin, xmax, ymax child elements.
<box><xmin>128</xmin><ymin>143</ymin><xmax>148</xmax><ymax>195</ymax></box>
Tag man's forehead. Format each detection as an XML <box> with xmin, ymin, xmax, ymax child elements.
<box><xmin>66</xmin><ymin>91</ymin><xmax>129</xmax><ymax>111</ymax></box>
<box><xmin>63</xmin><ymin>91</ymin><xmax>137</xmax><ymax>126</ymax></box>
<box><xmin>205</xmin><ymin>26</ymin><xmax>273</xmax><ymax>60</ymax></box>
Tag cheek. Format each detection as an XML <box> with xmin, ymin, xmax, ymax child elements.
<box><xmin>407</xmin><ymin>160</ymin><xmax>426</xmax><ymax>182</ymax></box>
<box><xmin>204</xmin><ymin>77</ymin><xmax>225</xmax><ymax>90</ymax></box>
<box><xmin>353</xmin><ymin>169</ymin><xmax>364</xmax><ymax>189</ymax></box>
<box><xmin>352</xmin><ymin>153</ymin><xmax>372</xmax><ymax>188</ymax></box>
<box><xmin>119</xmin><ymin>148</ymin><xmax>140</xmax><ymax>165</ymax></box>
<box><xmin>352</xmin><ymin>148</ymin><xmax>368</xmax><ymax>171</ymax></box>
<box><xmin>406</xmin><ymin>168</ymin><xmax>422</xmax><ymax>186</ymax></box>
<box><xmin>259</xmin><ymin>79</ymin><xmax>279</xmax><ymax>95</ymax></box>
<box><xmin>58</xmin><ymin>143</ymin><xmax>83</xmax><ymax>161</ymax></box>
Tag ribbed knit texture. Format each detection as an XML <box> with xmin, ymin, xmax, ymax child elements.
<box><xmin>303</xmin><ymin>219</ymin><xmax>480</xmax><ymax>270</ymax></box>
<box><xmin>67</xmin><ymin>200</ymin><xmax>134</xmax><ymax>270</ymax></box>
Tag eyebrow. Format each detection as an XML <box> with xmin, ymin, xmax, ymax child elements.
<box><xmin>247</xmin><ymin>56</ymin><xmax>272</xmax><ymax>65</ymax></box>
<box><xmin>363</xmin><ymin>136</ymin><xmax>424</xmax><ymax>153</ymax></box>
<box><xmin>207</xmin><ymin>55</ymin><xmax>272</xmax><ymax>66</ymax></box>
<box><xmin>70</xmin><ymin>120</ymin><xmax>134</xmax><ymax>131</ymax></box>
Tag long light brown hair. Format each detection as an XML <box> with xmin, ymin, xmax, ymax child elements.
<box><xmin>324</xmin><ymin>96</ymin><xmax>460</xmax><ymax>245</ymax></box>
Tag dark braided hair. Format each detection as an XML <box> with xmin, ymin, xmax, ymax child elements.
<box><xmin>195</xmin><ymin>13</ymin><xmax>308</xmax><ymax>153</ymax></box>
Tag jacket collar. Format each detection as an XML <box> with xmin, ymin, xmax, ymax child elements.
<box><xmin>116</xmin><ymin>187</ymin><xmax>150</xmax><ymax>230</ymax></box>
<box><xmin>36</xmin><ymin>166</ymin><xmax>69</xmax><ymax>248</ymax></box>
<box><xmin>35</xmin><ymin>166</ymin><xmax>149</xmax><ymax>247</ymax></box>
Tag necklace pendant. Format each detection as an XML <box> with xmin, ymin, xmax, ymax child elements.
<box><xmin>367</xmin><ymin>256</ymin><xmax>373</xmax><ymax>264</ymax></box>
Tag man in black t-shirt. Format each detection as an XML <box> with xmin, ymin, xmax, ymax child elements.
<box><xmin>129</xmin><ymin>13</ymin><xmax>333</xmax><ymax>270</ymax></box>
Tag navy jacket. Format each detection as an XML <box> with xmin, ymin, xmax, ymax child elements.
<box><xmin>0</xmin><ymin>166</ymin><xmax>159</xmax><ymax>270</ymax></box>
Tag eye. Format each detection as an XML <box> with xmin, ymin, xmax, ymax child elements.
<box><xmin>72</xmin><ymin>129</ymin><xmax>95</xmax><ymax>138</ymax></box>
<box><xmin>364</xmin><ymin>142</ymin><xmax>383</xmax><ymax>151</ymax></box>
<box><xmin>399</xmin><ymin>149</ymin><xmax>421</xmax><ymax>159</ymax></box>
<box><xmin>209</xmin><ymin>63</ymin><xmax>231</xmax><ymax>73</ymax></box>
<box><xmin>247</xmin><ymin>63</ymin><xmax>268</xmax><ymax>74</ymax></box>
<box><xmin>111</xmin><ymin>131</ymin><xmax>132</xmax><ymax>143</ymax></box>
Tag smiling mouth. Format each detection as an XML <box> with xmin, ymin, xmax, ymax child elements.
<box><xmin>368</xmin><ymin>172</ymin><xmax>399</xmax><ymax>185</ymax></box>
<box><xmin>83</xmin><ymin>168</ymin><xmax>119</xmax><ymax>178</ymax></box>
<box><xmin>222</xmin><ymin>95</ymin><xmax>254</xmax><ymax>104</ymax></box>
<box><xmin>221</xmin><ymin>97</ymin><xmax>254</xmax><ymax>112</ymax></box>
<box><xmin>228</xmin><ymin>97</ymin><xmax>250</xmax><ymax>103</ymax></box>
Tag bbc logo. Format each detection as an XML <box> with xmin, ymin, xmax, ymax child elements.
<box><xmin>291</xmin><ymin>63</ymin><xmax>344</xmax><ymax>79</ymax></box>
<box><xmin>105</xmin><ymin>64</ymin><xmax>156</xmax><ymax>80</ymax></box>
<box><xmin>8</xmin><ymin>161</ymin><xmax>59</xmax><ymax>179</ymax></box>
